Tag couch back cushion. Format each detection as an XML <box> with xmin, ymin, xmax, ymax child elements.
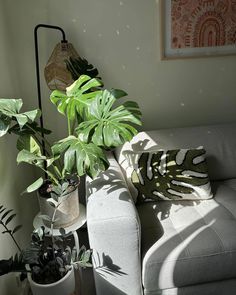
<box><xmin>115</xmin><ymin>123</ymin><xmax>236</xmax><ymax>182</ymax></box>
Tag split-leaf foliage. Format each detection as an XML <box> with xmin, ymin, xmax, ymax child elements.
<box><xmin>0</xmin><ymin>75</ymin><xmax>142</xmax><ymax>193</ymax></box>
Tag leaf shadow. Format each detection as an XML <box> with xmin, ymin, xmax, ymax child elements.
<box><xmin>93</xmin><ymin>251</ymin><xmax>127</xmax><ymax>278</ymax></box>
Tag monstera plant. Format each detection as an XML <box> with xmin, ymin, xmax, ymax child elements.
<box><xmin>0</xmin><ymin>75</ymin><xmax>142</xmax><ymax>195</ymax></box>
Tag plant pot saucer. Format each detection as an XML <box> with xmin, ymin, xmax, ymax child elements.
<box><xmin>33</xmin><ymin>203</ymin><xmax>86</xmax><ymax>254</ymax></box>
<box><xmin>33</xmin><ymin>203</ymin><xmax>86</xmax><ymax>235</ymax></box>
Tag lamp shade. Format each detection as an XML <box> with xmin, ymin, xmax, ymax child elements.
<box><xmin>44</xmin><ymin>41</ymin><xmax>80</xmax><ymax>91</ymax></box>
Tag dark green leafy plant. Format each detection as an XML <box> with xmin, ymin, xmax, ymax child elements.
<box><xmin>0</xmin><ymin>203</ymin><xmax>92</xmax><ymax>284</ymax></box>
<box><xmin>0</xmin><ymin>205</ymin><xmax>22</xmax><ymax>251</ymax></box>
<box><xmin>23</xmin><ymin>227</ymin><xmax>72</xmax><ymax>284</ymax></box>
<box><xmin>0</xmin><ymin>205</ymin><xmax>25</xmax><ymax>276</ymax></box>
<box><xmin>0</xmin><ymin>99</ymin><xmax>40</xmax><ymax>137</ymax></box>
<box><xmin>25</xmin><ymin>184</ymin><xmax>93</xmax><ymax>284</ymax></box>
<box><xmin>0</xmin><ymin>75</ymin><xmax>142</xmax><ymax>194</ymax></box>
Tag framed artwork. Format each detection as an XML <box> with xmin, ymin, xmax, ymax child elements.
<box><xmin>160</xmin><ymin>0</ymin><xmax>236</xmax><ymax>59</ymax></box>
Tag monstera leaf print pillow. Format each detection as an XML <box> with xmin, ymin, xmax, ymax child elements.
<box><xmin>120</xmin><ymin>148</ymin><xmax>213</xmax><ymax>203</ymax></box>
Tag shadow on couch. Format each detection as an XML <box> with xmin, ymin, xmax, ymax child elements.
<box><xmin>91</xmin><ymin>197</ymin><xmax>235</xmax><ymax>294</ymax></box>
<box><xmin>137</xmin><ymin>180</ymin><xmax>236</xmax><ymax>294</ymax></box>
<box><xmin>86</xmin><ymin>138</ymin><xmax>236</xmax><ymax>294</ymax></box>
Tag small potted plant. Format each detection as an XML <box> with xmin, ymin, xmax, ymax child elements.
<box><xmin>0</xmin><ymin>202</ymin><xmax>92</xmax><ymax>295</ymax></box>
<box><xmin>0</xmin><ymin>75</ymin><xmax>142</xmax><ymax>228</ymax></box>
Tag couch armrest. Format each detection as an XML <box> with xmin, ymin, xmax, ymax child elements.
<box><xmin>86</xmin><ymin>152</ymin><xmax>143</xmax><ymax>295</ymax></box>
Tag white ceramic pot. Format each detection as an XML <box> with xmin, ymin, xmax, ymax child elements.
<box><xmin>38</xmin><ymin>186</ymin><xmax>80</xmax><ymax>229</ymax></box>
<box><xmin>28</xmin><ymin>267</ymin><xmax>75</xmax><ymax>295</ymax></box>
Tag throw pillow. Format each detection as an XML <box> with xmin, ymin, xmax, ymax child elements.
<box><xmin>120</xmin><ymin>148</ymin><xmax>213</xmax><ymax>203</ymax></box>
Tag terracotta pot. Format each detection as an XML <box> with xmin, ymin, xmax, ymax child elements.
<box><xmin>28</xmin><ymin>267</ymin><xmax>75</xmax><ymax>295</ymax></box>
<box><xmin>38</xmin><ymin>182</ymin><xmax>80</xmax><ymax>229</ymax></box>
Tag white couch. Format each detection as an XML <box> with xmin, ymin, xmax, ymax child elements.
<box><xmin>86</xmin><ymin>123</ymin><xmax>236</xmax><ymax>295</ymax></box>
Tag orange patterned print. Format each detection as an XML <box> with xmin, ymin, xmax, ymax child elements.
<box><xmin>171</xmin><ymin>0</ymin><xmax>236</xmax><ymax>48</ymax></box>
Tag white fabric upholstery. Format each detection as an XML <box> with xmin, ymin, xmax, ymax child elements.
<box><xmin>86</xmin><ymin>153</ymin><xmax>142</xmax><ymax>295</ymax></box>
<box><xmin>86</xmin><ymin>123</ymin><xmax>236</xmax><ymax>295</ymax></box>
<box><xmin>140</xmin><ymin>179</ymin><xmax>236</xmax><ymax>292</ymax></box>
<box><xmin>115</xmin><ymin>123</ymin><xmax>236</xmax><ymax>181</ymax></box>
<box><xmin>118</xmin><ymin>148</ymin><xmax>213</xmax><ymax>201</ymax></box>
<box><xmin>146</xmin><ymin>279</ymin><xmax>236</xmax><ymax>295</ymax></box>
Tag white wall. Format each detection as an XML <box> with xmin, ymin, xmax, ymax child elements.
<box><xmin>0</xmin><ymin>3</ymin><xmax>40</xmax><ymax>294</ymax></box>
<box><xmin>2</xmin><ymin>0</ymin><xmax>235</xmax><ymax>134</ymax></box>
<box><xmin>46</xmin><ymin>0</ymin><xmax>236</xmax><ymax>130</ymax></box>
<box><xmin>0</xmin><ymin>0</ymin><xmax>236</xmax><ymax>294</ymax></box>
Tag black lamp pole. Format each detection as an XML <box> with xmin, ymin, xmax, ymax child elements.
<box><xmin>34</xmin><ymin>24</ymin><xmax>67</xmax><ymax>173</ymax></box>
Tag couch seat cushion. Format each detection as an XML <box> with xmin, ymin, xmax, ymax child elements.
<box><xmin>138</xmin><ymin>179</ymin><xmax>236</xmax><ymax>292</ymax></box>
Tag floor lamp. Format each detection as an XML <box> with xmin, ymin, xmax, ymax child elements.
<box><xmin>34</xmin><ymin>24</ymin><xmax>80</xmax><ymax>172</ymax></box>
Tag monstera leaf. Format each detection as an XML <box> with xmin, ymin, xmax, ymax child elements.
<box><xmin>8</xmin><ymin>121</ymin><xmax>51</xmax><ymax>136</ymax></box>
<box><xmin>50</xmin><ymin>75</ymin><xmax>103</xmax><ymax>121</ymax></box>
<box><xmin>76</xmin><ymin>89</ymin><xmax>142</xmax><ymax>148</ymax></box>
<box><xmin>16</xmin><ymin>135</ymin><xmax>42</xmax><ymax>155</ymax></box>
<box><xmin>0</xmin><ymin>116</ymin><xmax>11</xmax><ymax>137</ymax></box>
<box><xmin>52</xmin><ymin>135</ymin><xmax>109</xmax><ymax>178</ymax></box>
<box><xmin>65</xmin><ymin>56</ymin><xmax>99</xmax><ymax>81</ymax></box>
<box><xmin>0</xmin><ymin>99</ymin><xmax>40</xmax><ymax>137</ymax></box>
<box><xmin>17</xmin><ymin>134</ymin><xmax>59</xmax><ymax>172</ymax></box>
<box><xmin>16</xmin><ymin>149</ymin><xmax>46</xmax><ymax>168</ymax></box>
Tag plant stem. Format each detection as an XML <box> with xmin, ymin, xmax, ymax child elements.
<box><xmin>51</xmin><ymin>209</ymin><xmax>56</xmax><ymax>260</ymax></box>
<box><xmin>25</xmin><ymin>123</ymin><xmax>51</xmax><ymax>153</ymax></box>
<box><xmin>67</xmin><ymin>117</ymin><xmax>72</xmax><ymax>136</ymax></box>
<box><xmin>1</xmin><ymin>221</ymin><xmax>21</xmax><ymax>252</ymax></box>
<box><xmin>26</xmin><ymin>123</ymin><xmax>64</xmax><ymax>180</ymax></box>
<box><xmin>52</xmin><ymin>165</ymin><xmax>62</xmax><ymax>179</ymax></box>
<box><xmin>55</xmin><ymin>158</ymin><xmax>63</xmax><ymax>172</ymax></box>
<box><xmin>71</xmin><ymin>119</ymin><xmax>76</xmax><ymax>136</ymax></box>
<box><xmin>41</xmin><ymin>168</ymin><xmax>59</xmax><ymax>185</ymax></box>
<box><xmin>50</xmin><ymin>202</ymin><xmax>61</xmax><ymax>260</ymax></box>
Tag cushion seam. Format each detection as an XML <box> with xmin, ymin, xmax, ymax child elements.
<box><xmin>215</xmin><ymin>185</ymin><xmax>236</xmax><ymax>219</ymax></box>
<box><xmin>146</xmin><ymin>249</ymin><xmax>236</xmax><ymax>266</ymax></box>
<box><xmin>168</xmin><ymin>214</ymin><xmax>191</xmax><ymax>258</ymax></box>
<box><xmin>194</xmin><ymin>205</ymin><xmax>225</xmax><ymax>252</ymax></box>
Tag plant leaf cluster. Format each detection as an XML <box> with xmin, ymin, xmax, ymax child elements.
<box><xmin>0</xmin><ymin>254</ymin><xmax>25</xmax><ymax>276</ymax></box>
<box><xmin>0</xmin><ymin>99</ymin><xmax>40</xmax><ymax>137</ymax></box>
<box><xmin>0</xmin><ymin>75</ymin><xmax>142</xmax><ymax>194</ymax></box>
<box><xmin>65</xmin><ymin>56</ymin><xmax>99</xmax><ymax>81</ymax></box>
<box><xmin>0</xmin><ymin>204</ymin><xmax>92</xmax><ymax>284</ymax></box>
<box><xmin>0</xmin><ymin>205</ymin><xmax>25</xmax><ymax>276</ymax></box>
<box><xmin>23</xmin><ymin>226</ymin><xmax>73</xmax><ymax>284</ymax></box>
<box><xmin>0</xmin><ymin>205</ymin><xmax>22</xmax><ymax>251</ymax></box>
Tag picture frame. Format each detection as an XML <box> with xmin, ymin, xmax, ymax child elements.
<box><xmin>160</xmin><ymin>0</ymin><xmax>236</xmax><ymax>59</ymax></box>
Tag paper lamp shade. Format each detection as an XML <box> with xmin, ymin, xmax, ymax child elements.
<box><xmin>44</xmin><ymin>41</ymin><xmax>80</xmax><ymax>91</ymax></box>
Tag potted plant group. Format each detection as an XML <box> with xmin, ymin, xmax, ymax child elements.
<box><xmin>0</xmin><ymin>75</ymin><xmax>142</xmax><ymax>227</ymax></box>
<box><xmin>0</xmin><ymin>201</ymin><xmax>92</xmax><ymax>295</ymax></box>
